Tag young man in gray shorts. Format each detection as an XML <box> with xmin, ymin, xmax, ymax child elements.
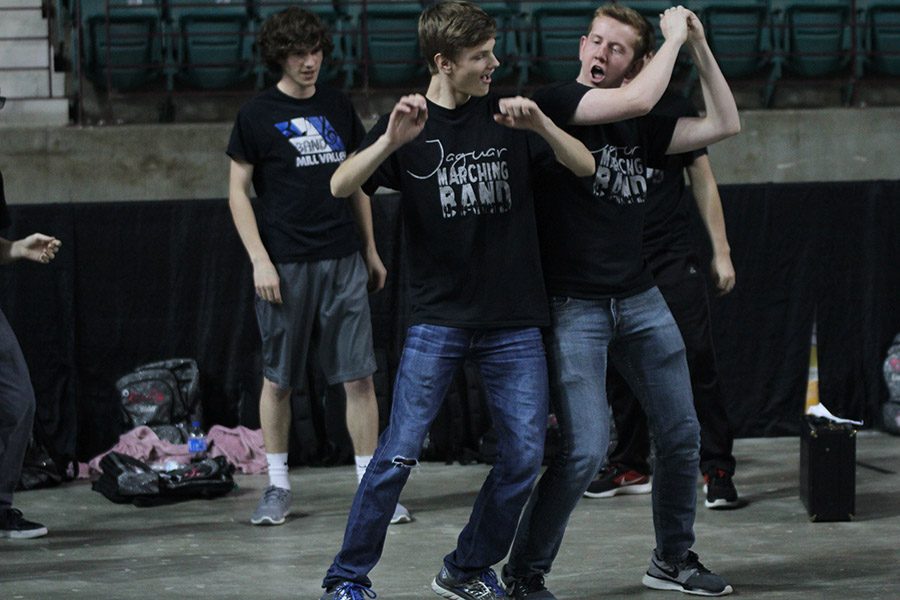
<box><xmin>226</xmin><ymin>7</ymin><xmax>409</xmax><ymax>526</ymax></box>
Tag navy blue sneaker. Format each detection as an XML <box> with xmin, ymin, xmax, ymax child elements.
<box><xmin>432</xmin><ymin>566</ymin><xmax>506</xmax><ymax>599</ymax></box>
<box><xmin>320</xmin><ymin>582</ymin><xmax>377</xmax><ymax>600</ymax></box>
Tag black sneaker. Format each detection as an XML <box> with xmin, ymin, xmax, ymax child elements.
<box><xmin>320</xmin><ymin>581</ymin><xmax>377</xmax><ymax>600</ymax></box>
<box><xmin>0</xmin><ymin>508</ymin><xmax>48</xmax><ymax>539</ymax></box>
<box><xmin>703</xmin><ymin>470</ymin><xmax>743</xmax><ymax>509</ymax></box>
<box><xmin>503</xmin><ymin>572</ymin><xmax>557</xmax><ymax>599</ymax></box>
<box><xmin>583</xmin><ymin>464</ymin><xmax>652</xmax><ymax>498</ymax></box>
<box><xmin>432</xmin><ymin>566</ymin><xmax>507</xmax><ymax>599</ymax></box>
<box><xmin>642</xmin><ymin>550</ymin><xmax>733</xmax><ymax>596</ymax></box>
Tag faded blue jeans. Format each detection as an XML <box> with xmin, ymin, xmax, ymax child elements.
<box><xmin>507</xmin><ymin>287</ymin><xmax>700</xmax><ymax>578</ymax></box>
<box><xmin>323</xmin><ymin>324</ymin><xmax>548</xmax><ymax>590</ymax></box>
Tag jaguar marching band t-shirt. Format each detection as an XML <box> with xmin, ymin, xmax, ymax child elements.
<box><xmin>227</xmin><ymin>85</ymin><xmax>366</xmax><ymax>263</ymax></box>
<box><xmin>533</xmin><ymin>80</ymin><xmax>678</xmax><ymax>299</ymax></box>
<box><xmin>359</xmin><ymin>93</ymin><xmax>556</xmax><ymax>328</ymax></box>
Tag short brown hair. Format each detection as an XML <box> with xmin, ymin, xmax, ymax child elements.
<box><xmin>258</xmin><ymin>7</ymin><xmax>334</xmax><ymax>72</ymax></box>
<box><xmin>592</xmin><ymin>3</ymin><xmax>655</xmax><ymax>63</ymax></box>
<box><xmin>419</xmin><ymin>0</ymin><xmax>496</xmax><ymax>74</ymax></box>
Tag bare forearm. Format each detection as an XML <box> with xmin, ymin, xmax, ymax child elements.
<box><xmin>690</xmin><ymin>39</ymin><xmax>740</xmax><ymax>140</ymax></box>
<box><xmin>622</xmin><ymin>37</ymin><xmax>682</xmax><ymax>112</ymax></box>
<box><xmin>537</xmin><ymin>117</ymin><xmax>595</xmax><ymax>177</ymax></box>
<box><xmin>331</xmin><ymin>136</ymin><xmax>396</xmax><ymax>198</ymax></box>
<box><xmin>228</xmin><ymin>191</ymin><xmax>270</xmax><ymax>266</ymax></box>
<box><xmin>349</xmin><ymin>190</ymin><xmax>377</xmax><ymax>252</ymax></box>
<box><xmin>690</xmin><ymin>161</ymin><xmax>730</xmax><ymax>257</ymax></box>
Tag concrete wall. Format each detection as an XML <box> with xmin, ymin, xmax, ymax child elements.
<box><xmin>1</xmin><ymin>107</ymin><xmax>899</xmax><ymax>205</ymax></box>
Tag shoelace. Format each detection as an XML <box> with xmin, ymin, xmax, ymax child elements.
<box><xmin>263</xmin><ymin>486</ymin><xmax>288</xmax><ymax>501</ymax></box>
<box><xmin>479</xmin><ymin>569</ymin><xmax>506</xmax><ymax>597</ymax></box>
<box><xmin>680</xmin><ymin>551</ymin><xmax>712</xmax><ymax>575</ymax></box>
<box><xmin>333</xmin><ymin>582</ymin><xmax>377</xmax><ymax>600</ymax></box>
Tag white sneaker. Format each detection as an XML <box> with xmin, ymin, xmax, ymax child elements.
<box><xmin>389</xmin><ymin>502</ymin><xmax>412</xmax><ymax>525</ymax></box>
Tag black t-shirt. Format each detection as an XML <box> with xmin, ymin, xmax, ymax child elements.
<box><xmin>0</xmin><ymin>170</ymin><xmax>9</xmax><ymax>230</ymax></box>
<box><xmin>360</xmin><ymin>93</ymin><xmax>555</xmax><ymax>328</ymax></box>
<box><xmin>641</xmin><ymin>90</ymin><xmax>707</xmax><ymax>259</ymax></box>
<box><xmin>227</xmin><ymin>85</ymin><xmax>366</xmax><ymax>263</ymax></box>
<box><xmin>532</xmin><ymin>80</ymin><xmax>677</xmax><ymax>299</ymax></box>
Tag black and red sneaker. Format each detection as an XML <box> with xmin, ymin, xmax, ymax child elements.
<box><xmin>703</xmin><ymin>469</ymin><xmax>743</xmax><ymax>509</ymax></box>
<box><xmin>583</xmin><ymin>464</ymin><xmax>652</xmax><ymax>499</ymax></box>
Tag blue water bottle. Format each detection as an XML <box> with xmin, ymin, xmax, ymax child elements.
<box><xmin>187</xmin><ymin>420</ymin><xmax>208</xmax><ymax>461</ymax></box>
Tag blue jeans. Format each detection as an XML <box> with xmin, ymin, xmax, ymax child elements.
<box><xmin>0</xmin><ymin>308</ymin><xmax>36</xmax><ymax>510</ymax></box>
<box><xmin>324</xmin><ymin>324</ymin><xmax>548</xmax><ymax>590</ymax></box>
<box><xmin>507</xmin><ymin>288</ymin><xmax>700</xmax><ymax>577</ymax></box>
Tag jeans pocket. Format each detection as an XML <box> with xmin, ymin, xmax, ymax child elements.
<box><xmin>549</xmin><ymin>295</ymin><xmax>572</xmax><ymax>310</ymax></box>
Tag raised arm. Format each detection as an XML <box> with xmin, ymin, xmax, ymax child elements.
<box><xmin>331</xmin><ymin>94</ymin><xmax>428</xmax><ymax>198</ymax></box>
<box><xmin>495</xmin><ymin>97</ymin><xmax>595</xmax><ymax>177</ymax></box>
<box><xmin>0</xmin><ymin>233</ymin><xmax>61</xmax><ymax>265</ymax></box>
<box><xmin>349</xmin><ymin>189</ymin><xmax>386</xmax><ymax>293</ymax></box>
<box><xmin>667</xmin><ymin>11</ymin><xmax>741</xmax><ymax>154</ymax></box>
<box><xmin>571</xmin><ymin>6</ymin><xmax>690</xmax><ymax>125</ymax></box>
<box><xmin>687</xmin><ymin>155</ymin><xmax>735</xmax><ymax>294</ymax></box>
<box><xmin>228</xmin><ymin>158</ymin><xmax>282</xmax><ymax>304</ymax></box>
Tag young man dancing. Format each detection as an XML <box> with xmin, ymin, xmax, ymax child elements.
<box><xmin>227</xmin><ymin>7</ymin><xmax>409</xmax><ymax>527</ymax></box>
<box><xmin>0</xmin><ymin>168</ymin><xmax>62</xmax><ymax>540</ymax></box>
<box><xmin>589</xmin><ymin>81</ymin><xmax>742</xmax><ymax>510</ymax></box>
<box><xmin>503</xmin><ymin>4</ymin><xmax>740</xmax><ymax>598</ymax></box>
<box><xmin>319</xmin><ymin>2</ymin><xmax>595</xmax><ymax>599</ymax></box>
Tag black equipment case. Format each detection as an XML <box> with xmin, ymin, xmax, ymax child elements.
<box><xmin>799</xmin><ymin>416</ymin><xmax>856</xmax><ymax>522</ymax></box>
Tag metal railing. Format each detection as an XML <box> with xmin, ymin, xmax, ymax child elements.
<box><xmin>9</xmin><ymin>0</ymin><xmax>900</xmax><ymax>124</ymax></box>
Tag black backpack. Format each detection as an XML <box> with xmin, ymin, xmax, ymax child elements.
<box><xmin>16</xmin><ymin>436</ymin><xmax>64</xmax><ymax>491</ymax></box>
<box><xmin>116</xmin><ymin>358</ymin><xmax>202</xmax><ymax>441</ymax></box>
<box><xmin>92</xmin><ymin>451</ymin><xmax>235</xmax><ymax>507</ymax></box>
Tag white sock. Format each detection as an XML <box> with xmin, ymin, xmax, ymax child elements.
<box><xmin>355</xmin><ymin>455</ymin><xmax>373</xmax><ymax>484</ymax></box>
<box><xmin>266</xmin><ymin>452</ymin><xmax>290</xmax><ymax>490</ymax></box>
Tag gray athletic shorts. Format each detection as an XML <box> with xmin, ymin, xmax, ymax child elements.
<box><xmin>255</xmin><ymin>253</ymin><xmax>377</xmax><ymax>389</ymax></box>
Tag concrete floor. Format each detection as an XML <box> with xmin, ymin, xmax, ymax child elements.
<box><xmin>2</xmin><ymin>433</ymin><xmax>898</xmax><ymax>600</ymax></box>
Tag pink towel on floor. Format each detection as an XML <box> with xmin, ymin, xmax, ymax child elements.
<box><xmin>84</xmin><ymin>425</ymin><xmax>267</xmax><ymax>477</ymax></box>
<box><xmin>207</xmin><ymin>425</ymin><xmax>267</xmax><ymax>474</ymax></box>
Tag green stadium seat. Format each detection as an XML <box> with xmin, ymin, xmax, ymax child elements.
<box><xmin>776</xmin><ymin>0</ymin><xmax>853</xmax><ymax>77</ymax></box>
<box><xmin>861</xmin><ymin>1</ymin><xmax>900</xmax><ymax>76</ymax></box>
<box><xmin>77</xmin><ymin>0</ymin><xmax>165</xmax><ymax>90</ymax></box>
<box><xmin>528</xmin><ymin>2</ymin><xmax>596</xmax><ymax>82</ymax></box>
<box><xmin>695</xmin><ymin>0</ymin><xmax>780</xmax><ymax>106</ymax></box>
<box><xmin>351</xmin><ymin>1</ymin><xmax>426</xmax><ymax>87</ymax></box>
<box><xmin>477</xmin><ymin>2</ymin><xmax>526</xmax><ymax>86</ymax></box>
<box><xmin>167</xmin><ymin>0</ymin><xmax>253</xmax><ymax>89</ymax></box>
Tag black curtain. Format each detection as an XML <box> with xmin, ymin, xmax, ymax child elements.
<box><xmin>691</xmin><ymin>181</ymin><xmax>900</xmax><ymax>436</ymax></box>
<box><xmin>2</xmin><ymin>181</ymin><xmax>898</xmax><ymax>462</ymax></box>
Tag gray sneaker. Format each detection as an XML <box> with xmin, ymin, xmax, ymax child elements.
<box><xmin>642</xmin><ymin>551</ymin><xmax>733</xmax><ymax>596</ymax></box>
<box><xmin>250</xmin><ymin>485</ymin><xmax>292</xmax><ymax>525</ymax></box>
